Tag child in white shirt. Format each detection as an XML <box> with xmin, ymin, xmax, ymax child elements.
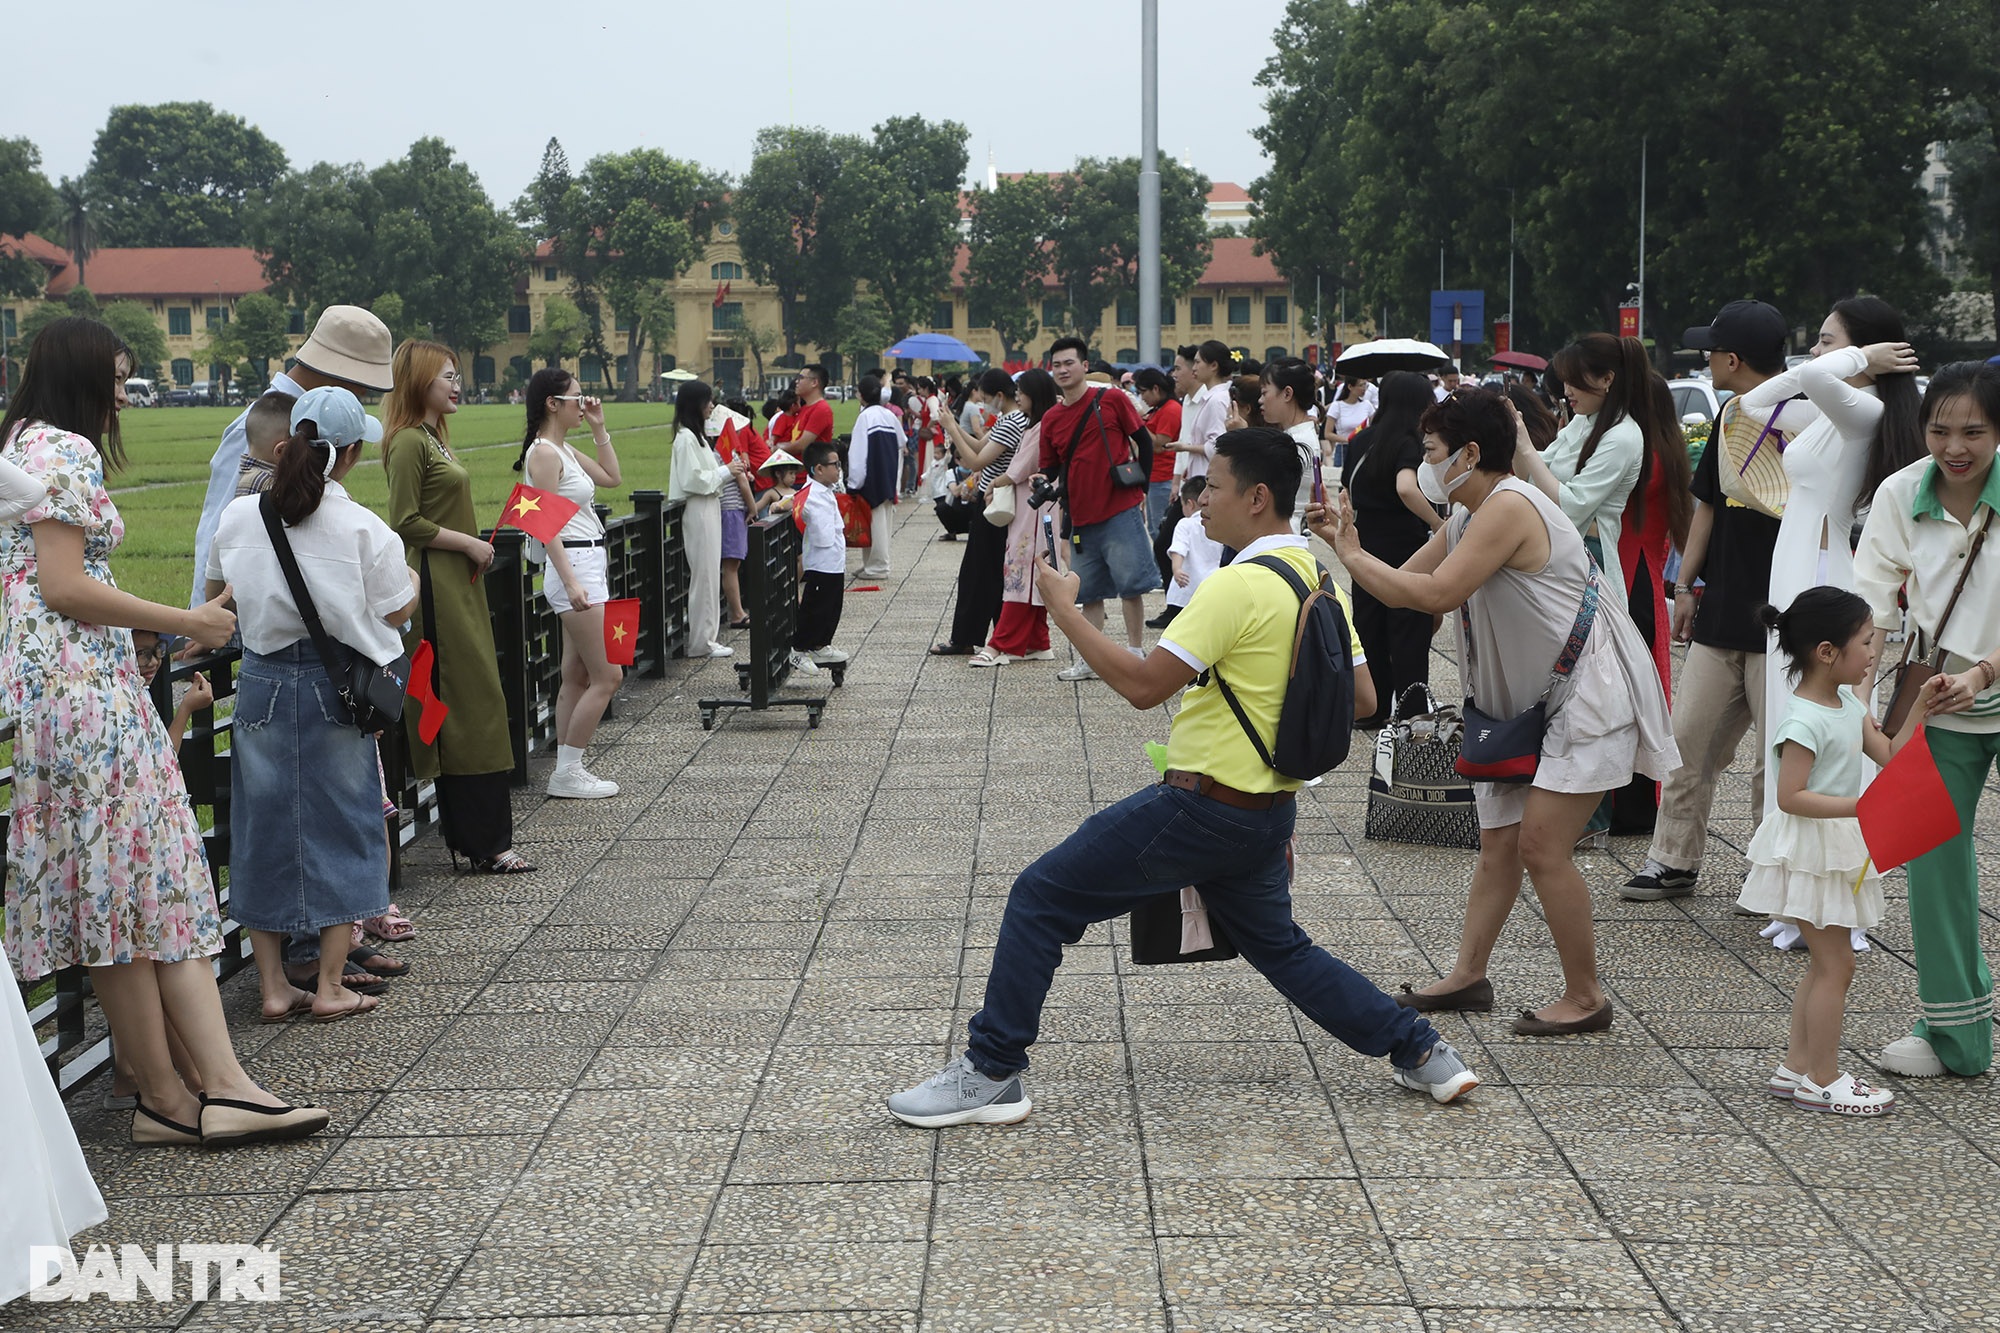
<box><xmin>771</xmin><ymin>441</ymin><xmax>850</xmax><ymax>676</ymax></box>
<box><xmin>1160</xmin><ymin>477</ymin><xmax>1225</xmax><ymax>629</ymax></box>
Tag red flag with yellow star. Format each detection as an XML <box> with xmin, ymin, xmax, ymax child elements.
<box><xmin>716</xmin><ymin>419</ymin><xmax>739</xmax><ymax>462</ymax></box>
<box><xmin>603</xmin><ymin>598</ymin><xmax>640</xmax><ymax>665</ymax></box>
<box><xmin>496</xmin><ymin>483</ymin><xmax>581</xmax><ymax>543</ymax></box>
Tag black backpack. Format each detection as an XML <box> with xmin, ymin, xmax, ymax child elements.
<box><xmin>1209</xmin><ymin>554</ymin><xmax>1356</xmax><ymax>780</ymax></box>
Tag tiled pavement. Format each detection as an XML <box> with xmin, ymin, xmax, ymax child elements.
<box><xmin>15</xmin><ymin>500</ymin><xmax>2000</xmax><ymax>1333</ymax></box>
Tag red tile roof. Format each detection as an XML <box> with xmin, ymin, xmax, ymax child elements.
<box><xmin>1</xmin><ymin>233</ymin><xmax>77</xmax><ymax>294</ymax></box>
<box><xmin>79</xmin><ymin>248</ymin><xmax>269</xmax><ymax>299</ymax></box>
<box><xmin>1198</xmin><ymin>236</ymin><xmax>1281</xmax><ymax>286</ymax></box>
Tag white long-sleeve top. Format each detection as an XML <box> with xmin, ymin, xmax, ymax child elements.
<box><xmin>1540</xmin><ymin>409</ymin><xmax>1644</xmax><ymax>595</ymax></box>
<box><xmin>1183</xmin><ymin>383</ymin><xmax>1230</xmax><ymax>481</ymax></box>
<box><xmin>667</xmin><ymin>426</ymin><xmax>730</xmax><ymax>503</ymax></box>
<box><xmin>847</xmin><ymin>404</ymin><xmax>906</xmax><ymax>493</ymax></box>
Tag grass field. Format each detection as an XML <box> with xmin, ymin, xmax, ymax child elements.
<box><xmin>99</xmin><ymin>401</ymin><xmax>864</xmax><ymax>609</ymax></box>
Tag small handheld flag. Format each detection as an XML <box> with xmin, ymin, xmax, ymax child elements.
<box><xmin>716</xmin><ymin>419</ymin><xmax>738</xmax><ymax>462</ymax></box>
<box><xmin>406</xmin><ymin>640</ymin><xmax>450</xmax><ymax>745</ymax></box>
<box><xmin>497</xmin><ymin>483</ymin><xmax>582</xmax><ymax>544</ymax></box>
<box><xmin>1856</xmin><ymin>726</ymin><xmax>1962</xmax><ymax>874</ymax></box>
<box><xmin>603</xmin><ymin>598</ymin><xmax>640</xmax><ymax>666</ymax></box>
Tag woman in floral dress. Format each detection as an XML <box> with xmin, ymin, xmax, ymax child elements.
<box><xmin>1</xmin><ymin>316</ymin><xmax>327</xmax><ymax>1149</ymax></box>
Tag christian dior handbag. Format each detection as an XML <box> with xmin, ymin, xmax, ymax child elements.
<box><xmin>1364</xmin><ymin>683</ymin><xmax>1479</xmax><ymax>850</ymax></box>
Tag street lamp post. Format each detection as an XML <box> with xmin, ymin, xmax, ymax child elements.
<box><xmin>1138</xmin><ymin>0</ymin><xmax>1161</xmax><ymax>368</ymax></box>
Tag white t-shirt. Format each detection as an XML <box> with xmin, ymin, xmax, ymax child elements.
<box><xmin>1329</xmin><ymin>395</ymin><xmax>1373</xmax><ymax>439</ymax></box>
<box><xmin>1166</xmin><ymin>512</ymin><xmax>1226</xmax><ymax>608</ymax></box>
<box><xmin>796</xmin><ymin>480</ymin><xmax>846</xmax><ymax>575</ymax></box>
<box><xmin>206</xmin><ymin>482</ymin><xmax>412</xmax><ymax>665</ymax></box>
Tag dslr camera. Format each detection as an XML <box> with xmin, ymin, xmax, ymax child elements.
<box><xmin>1027</xmin><ymin>473</ymin><xmax>1064</xmax><ymax>510</ymax></box>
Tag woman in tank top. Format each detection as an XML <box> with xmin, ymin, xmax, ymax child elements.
<box><xmin>1312</xmin><ymin>388</ymin><xmax>1677</xmax><ymax>1038</ymax></box>
<box><xmin>517</xmin><ymin>369</ymin><xmax>623</xmax><ymax>799</ymax></box>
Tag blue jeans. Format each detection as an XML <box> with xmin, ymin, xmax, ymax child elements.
<box><xmin>966</xmin><ymin>783</ymin><xmax>1439</xmax><ymax>1077</ymax></box>
<box><xmin>1147</xmin><ymin>480</ymin><xmax>1176</xmax><ymax>535</ymax></box>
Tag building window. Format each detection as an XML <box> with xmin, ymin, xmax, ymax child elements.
<box><xmin>1</xmin><ymin>308</ymin><xmax>13</xmax><ymax>339</ymax></box>
<box><xmin>967</xmin><ymin>299</ymin><xmax>992</xmax><ymax>329</ymax></box>
<box><xmin>972</xmin><ymin>349</ymin><xmax>992</xmax><ymax>365</ymax></box>
<box><xmin>1116</xmin><ymin>347</ymin><xmax>1138</xmax><ymax>363</ymax></box>
<box><xmin>1265</xmin><ymin>296</ymin><xmax>1289</xmax><ymax>326</ymax></box>
<box><xmin>544</xmin><ymin>265</ymin><xmax>559</xmax><ymax>283</ymax></box>
<box><xmin>615</xmin><ymin>354</ymin><xmax>630</xmax><ymax>383</ymax></box>
<box><xmin>713</xmin><ymin>301</ymin><xmax>744</xmax><ymax>331</ymax></box>
<box><xmin>932</xmin><ymin>300</ymin><xmax>955</xmax><ymax>329</ymax></box>
<box><xmin>1115</xmin><ymin>295</ymin><xmax>1138</xmax><ymax>327</ymax></box>
<box><xmin>171</xmin><ymin>358</ymin><xmax>193</xmax><ymax>385</ymax></box>
<box><xmin>508</xmin><ymin>355</ymin><xmax>531</xmax><ymax>383</ymax></box>
<box><xmin>1189</xmin><ymin>297</ymin><xmax>1213</xmax><ymax>326</ymax></box>
<box><xmin>508</xmin><ymin>304</ymin><xmax>532</xmax><ymax>334</ymax></box>
<box><xmin>1265</xmin><ymin>345</ymin><xmax>1290</xmax><ymax>363</ymax></box>
<box><xmin>1042</xmin><ymin>299</ymin><xmax>1066</xmax><ymax>328</ymax></box>
<box><xmin>659</xmin><ymin>354</ymin><xmax>677</xmax><ymax>371</ymax></box>
<box><xmin>210</xmin><ymin>362</ymin><xmax>228</xmax><ymax>382</ymax></box>
<box><xmin>1932</xmin><ymin>175</ymin><xmax>1949</xmax><ymax>200</ymax></box>
<box><xmin>206</xmin><ymin>307</ymin><xmax>228</xmax><ymax>330</ymax></box>
<box><xmin>287</xmin><ymin>308</ymin><xmax>305</xmax><ymax>335</ymax></box>
<box><xmin>1227</xmin><ymin>296</ymin><xmax>1251</xmax><ymax>326</ymax></box>
<box><xmin>710</xmin><ymin>261</ymin><xmax>743</xmax><ymax>281</ymax></box>
<box><xmin>579</xmin><ymin>355</ymin><xmax>604</xmax><ymax>384</ymax></box>
<box><xmin>168</xmin><ymin>307</ymin><xmax>191</xmax><ymax>336</ymax></box>
<box><xmin>1161</xmin><ymin>298</ymin><xmax>1177</xmax><ymax>328</ymax></box>
<box><xmin>474</xmin><ymin>355</ymin><xmax>496</xmax><ymax>385</ymax></box>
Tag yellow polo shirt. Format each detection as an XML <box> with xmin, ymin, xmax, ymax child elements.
<box><xmin>1160</xmin><ymin>536</ymin><xmax>1366</xmax><ymax>793</ymax></box>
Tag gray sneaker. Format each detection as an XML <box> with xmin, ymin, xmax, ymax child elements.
<box><xmin>887</xmin><ymin>1053</ymin><xmax>1032</xmax><ymax>1128</ymax></box>
<box><xmin>1390</xmin><ymin>1039</ymin><xmax>1480</xmax><ymax>1104</ymax></box>
<box><xmin>1056</xmin><ymin>660</ymin><xmax>1098</xmax><ymax>682</ymax></box>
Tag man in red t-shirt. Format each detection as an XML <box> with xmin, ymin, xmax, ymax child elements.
<box><xmin>1036</xmin><ymin>337</ymin><xmax>1159</xmax><ymax>680</ymax></box>
<box><xmin>781</xmin><ymin>366</ymin><xmax>834</xmax><ymax>459</ymax></box>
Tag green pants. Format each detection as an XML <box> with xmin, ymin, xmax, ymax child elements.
<box><xmin>1907</xmin><ymin>725</ymin><xmax>1999</xmax><ymax>1075</ymax></box>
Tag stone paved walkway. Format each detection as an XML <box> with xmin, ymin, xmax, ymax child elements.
<box><xmin>14</xmin><ymin>500</ymin><xmax>2000</xmax><ymax>1333</ymax></box>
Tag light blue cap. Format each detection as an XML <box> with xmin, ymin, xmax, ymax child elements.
<box><xmin>290</xmin><ymin>385</ymin><xmax>383</xmax><ymax>450</ymax></box>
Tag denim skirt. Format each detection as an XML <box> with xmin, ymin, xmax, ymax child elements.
<box><xmin>228</xmin><ymin>643</ymin><xmax>389</xmax><ymax>934</ymax></box>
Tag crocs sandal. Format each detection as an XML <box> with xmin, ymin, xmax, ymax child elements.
<box><xmin>361</xmin><ymin>904</ymin><xmax>416</xmax><ymax>941</ymax></box>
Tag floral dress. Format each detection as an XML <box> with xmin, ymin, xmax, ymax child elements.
<box><xmin>1</xmin><ymin>423</ymin><xmax>219</xmax><ymax>981</ymax></box>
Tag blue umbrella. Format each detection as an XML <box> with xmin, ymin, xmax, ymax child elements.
<box><xmin>884</xmin><ymin>332</ymin><xmax>981</xmax><ymax>362</ymax></box>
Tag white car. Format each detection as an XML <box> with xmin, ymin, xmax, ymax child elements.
<box><xmin>1668</xmin><ymin>378</ymin><xmax>1732</xmax><ymax>426</ymax></box>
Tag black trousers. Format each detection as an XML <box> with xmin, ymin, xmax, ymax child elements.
<box><xmin>1351</xmin><ymin>525</ymin><xmax>1434</xmax><ymax>722</ymax></box>
<box><xmin>1153</xmin><ymin>506</ymin><xmax>1178</xmax><ymax>587</ymax></box>
<box><xmin>438</xmin><ymin>770</ymin><xmax>514</xmax><ymax>861</ymax></box>
<box><xmin>948</xmin><ymin>515</ymin><xmax>1006</xmax><ymax>648</ymax></box>
<box><xmin>793</xmin><ymin>571</ymin><xmax>845</xmax><ymax>651</ymax></box>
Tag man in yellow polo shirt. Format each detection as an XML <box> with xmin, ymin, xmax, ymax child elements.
<box><xmin>889</xmin><ymin>429</ymin><xmax>1481</xmax><ymax>1128</ymax></box>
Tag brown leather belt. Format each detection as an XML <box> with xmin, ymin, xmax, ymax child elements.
<box><xmin>1162</xmin><ymin>769</ymin><xmax>1294</xmax><ymax>810</ymax></box>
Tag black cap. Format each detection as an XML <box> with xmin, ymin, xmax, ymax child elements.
<box><xmin>1682</xmin><ymin>300</ymin><xmax>1787</xmax><ymax>359</ymax></box>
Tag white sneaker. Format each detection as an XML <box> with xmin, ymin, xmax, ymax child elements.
<box><xmin>1019</xmin><ymin>648</ymin><xmax>1055</xmax><ymax>661</ymax></box>
<box><xmin>1850</xmin><ymin>927</ymin><xmax>1871</xmax><ymax>953</ymax></box>
<box><xmin>547</xmin><ymin>766</ymin><xmax>618</xmax><ymax>799</ymax></box>
<box><xmin>1792</xmin><ymin>1071</ymin><xmax>1895</xmax><ymax>1116</ymax></box>
<box><xmin>706</xmin><ymin>641</ymin><xmax>734</xmax><ymax>658</ymax></box>
<box><xmin>1877</xmin><ymin>1034</ymin><xmax>1947</xmax><ymax>1078</ymax></box>
<box><xmin>1057</xmin><ymin>660</ymin><xmax>1098</xmax><ymax>682</ymax></box>
<box><xmin>786</xmin><ymin>651</ymin><xmax>822</xmax><ymax>676</ymax></box>
<box><xmin>809</xmin><ymin>647</ymin><xmax>850</xmax><ymax>665</ymax></box>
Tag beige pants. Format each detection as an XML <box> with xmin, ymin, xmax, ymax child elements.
<box><xmin>1648</xmin><ymin>643</ymin><xmax>1766</xmax><ymax>869</ymax></box>
<box><xmin>860</xmin><ymin>500</ymin><xmax>892</xmax><ymax>577</ymax></box>
<box><xmin>683</xmin><ymin>494</ymin><xmax>721</xmax><ymax>651</ymax></box>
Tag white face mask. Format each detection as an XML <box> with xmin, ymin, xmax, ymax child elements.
<box><xmin>1417</xmin><ymin>447</ymin><xmax>1471</xmax><ymax>506</ymax></box>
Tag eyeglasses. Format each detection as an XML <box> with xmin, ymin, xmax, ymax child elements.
<box><xmin>551</xmin><ymin>394</ymin><xmax>586</xmax><ymax>402</ymax></box>
<box><xmin>133</xmin><ymin>644</ymin><xmax>169</xmax><ymax>666</ymax></box>
<box><xmin>440</xmin><ymin>371</ymin><xmax>464</xmax><ymax>384</ymax></box>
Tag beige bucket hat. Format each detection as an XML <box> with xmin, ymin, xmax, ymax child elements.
<box><xmin>295</xmin><ymin>305</ymin><xmax>394</xmax><ymax>392</ymax></box>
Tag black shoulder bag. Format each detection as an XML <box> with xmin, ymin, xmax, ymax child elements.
<box><xmin>258</xmin><ymin>493</ymin><xmax>412</xmax><ymax>734</ymax></box>
<box><xmin>1067</xmin><ymin>388</ymin><xmax>1153</xmax><ymax>490</ymax></box>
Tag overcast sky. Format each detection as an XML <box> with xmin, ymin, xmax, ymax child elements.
<box><xmin>23</xmin><ymin>0</ymin><xmax>1287</xmax><ymax>210</ymax></box>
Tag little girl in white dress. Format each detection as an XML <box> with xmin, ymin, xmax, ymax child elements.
<box><xmin>1739</xmin><ymin>586</ymin><xmax>1932</xmax><ymax>1116</ymax></box>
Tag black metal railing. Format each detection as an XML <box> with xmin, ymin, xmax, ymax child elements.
<box><xmin>8</xmin><ymin>491</ymin><xmax>685</xmax><ymax>1090</ymax></box>
<box><xmin>697</xmin><ymin>516</ymin><xmax>836</xmax><ymax>729</ymax></box>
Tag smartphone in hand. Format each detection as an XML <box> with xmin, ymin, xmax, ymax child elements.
<box><xmin>1042</xmin><ymin>513</ymin><xmax>1060</xmax><ymax>566</ymax></box>
<box><xmin>1311</xmin><ymin>455</ymin><xmax>1326</xmax><ymax>507</ymax></box>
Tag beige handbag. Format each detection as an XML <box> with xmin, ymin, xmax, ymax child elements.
<box><xmin>983</xmin><ymin>478</ymin><xmax>1016</xmax><ymax>527</ymax></box>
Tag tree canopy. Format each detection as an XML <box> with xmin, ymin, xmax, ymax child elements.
<box><xmin>0</xmin><ymin>137</ymin><xmax>60</xmax><ymax>298</ymax></box>
<box><xmin>83</xmin><ymin>102</ymin><xmax>287</xmax><ymax>247</ymax></box>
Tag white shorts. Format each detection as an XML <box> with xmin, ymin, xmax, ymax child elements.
<box><xmin>543</xmin><ymin>543</ymin><xmax>609</xmax><ymax>614</ymax></box>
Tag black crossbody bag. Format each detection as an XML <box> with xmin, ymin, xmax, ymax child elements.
<box><xmin>258</xmin><ymin>493</ymin><xmax>411</xmax><ymax>734</ymax></box>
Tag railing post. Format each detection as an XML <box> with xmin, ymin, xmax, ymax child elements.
<box><xmin>663</xmin><ymin>499</ymin><xmax>690</xmax><ymax>659</ymax></box>
<box><xmin>631</xmin><ymin>490</ymin><xmax>669</xmax><ymax>678</ymax></box>
<box><xmin>485</xmin><ymin>527</ymin><xmax>534</xmax><ymax>783</ymax></box>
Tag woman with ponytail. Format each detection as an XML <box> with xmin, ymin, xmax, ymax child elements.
<box><xmin>1741</xmin><ymin>297</ymin><xmax>1924</xmax><ymax>831</ymax></box>
<box><xmin>517</xmin><ymin>369</ymin><xmax>624</xmax><ymax>799</ymax></box>
<box><xmin>1536</xmin><ymin>334</ymin><xmax>1691</xmax><ymax>833</ymax></box>
<box><xmin>208</xmin><ymin>387</ymin><xmax>419</xmax><ymax>1024</ymax></box>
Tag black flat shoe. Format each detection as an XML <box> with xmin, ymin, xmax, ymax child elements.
<box><xmin>1511</xmin><ymin>1000</ymin><xmax>1615</xmax><ymax>1036</ymax></box>
<box><xmin>929</xmin><ymin>642</ymin><xmax>975</xmax><ymax>656</ymax></box>
<box><xmin>1395</xmin><ymin>979</ymin><xmax>1494</xmax><ymax>1012</ymax></box>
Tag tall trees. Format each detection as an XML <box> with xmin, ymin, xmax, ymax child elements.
<box><xmin>83</xmin><ymin>103</ymin><xmax>286</xmax><ymax>247</ymax></box>
<box><xmin>736</xmin><ymin>127</ymin><xmax>869</xmax><ymax>361</ymax></box>
<box><xmin>964</xmin><ymin>174</ymin><xmax>1057</xmax><ymax>362</ymax></box>
<box><xmin>100</xmin><ymin>301</ymin><xmax>167</xmax><ymax>381</ymax></box>
<box><xmin>1051</xmin><ymin>157</ymin><xmax>1212</xmax><ymax>351</ymax></box>
<box><xmin>54</xmin><ymin>178</ymin><xmax>99</xmax><ymax>290</ymax></box>
<box><xmin>0</xmin><ymin>137</ymin><xmax>59</xmax><ymax>298</ymax></box>
<box><xmin>1251</xmin><ymin>0</ymin><xmax>1963</xmax><ymax>355</ymax></box>
<box><xmin>829</xmin><ymin>116</ymin><xmax>971</xmax><ymax>341</ymax></box>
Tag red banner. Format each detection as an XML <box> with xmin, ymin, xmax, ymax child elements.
<box><xmin>1618</xmin><ymin>304</ymin><xmax>1640</xmax><ymax>339</ymax></box>
<box><xmin>1494</xmin><ymin>320</ymin><xmax>1511</xmax><ymax>354</ymax></box>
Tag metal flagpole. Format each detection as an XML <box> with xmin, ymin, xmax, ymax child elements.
<box><xmin>1138</xmin><ymin>0</ymin><xmax>1161</xmax><ymax>367</ymax></box>
<box><xmin>1637</xmin><ymin>135</ymin><xmax>1647</xmax><ymax>343</ymax></box>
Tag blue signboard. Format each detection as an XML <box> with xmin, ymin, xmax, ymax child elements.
<box><xmin>1429</xmin><ymin>290</ymin><xmax>1485</xmax><ymax>347</ymax></box>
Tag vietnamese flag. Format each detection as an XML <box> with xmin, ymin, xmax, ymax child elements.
<box><xmin>406</xmin><ymin>640</ymin><xmax>449</xmax><ymax>745</ymax></box>
<box><xmin>497</xmin><ymin>483</ymin><xmax>581</xmax><ymax>543</ymax></box>
<box><xmin>1857</xmin><ymin>727</ymin><xmax>1963</xmax><ymax>873</ymax></box>
<box><xmin>603</xmin><ymin>598</ymin><xmax>640</xmax><ymax>666</ymax></box>
<box><xmin>716</xmin><ymin>419</ymin><xmax>739</xmax><ymax>462</ymax></box>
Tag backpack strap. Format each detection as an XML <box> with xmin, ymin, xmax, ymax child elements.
<box><xmin>1208</xmin><ymin>553</ymin><xmax>1322</xmax><ymax>771</ymax></box>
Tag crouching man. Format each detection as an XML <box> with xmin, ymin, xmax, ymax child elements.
<box><xmin>888</xmin><ymin>428</ymin><xmax>1480</xmax><ymax>1127</ymax></box>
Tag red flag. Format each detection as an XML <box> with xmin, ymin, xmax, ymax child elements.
<box><xmin>713</xmin><ymin>280</ymin><xmax>730</xmax><ymax>308</ymax></box>
<box><xmin>603</xmin><ymin>598</ymin><xmax>640</xmax><ymax>666</ymax></box>
<box><xmin>497</xmin><ymin>483</ymin><xmax>581</xmax><ymax>543</ymax></box>
<box><xmin>1856</xmin><ymin>727</ymin><xmax>1963</xmax><ymax>872</ymax></box>
<box><xmin>406</xmin><ymin>640</ymin><xmax>449</xmax><ymax>745</ymax></box>
<box><xmin>716</xmin><ymin>419</ymin><xmax>738</xmax><ymax>462</ymax></box>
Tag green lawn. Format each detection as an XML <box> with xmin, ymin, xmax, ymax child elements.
<box><xmin>103</xmin><ymin>401</ymin><xmax>864</xmax><ymax>608</ymax></box>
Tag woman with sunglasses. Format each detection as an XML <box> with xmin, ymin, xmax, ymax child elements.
<box><xmin>515</xmin><ymin>369</ymin><xmax>623</xmax><ymax>798</ymax></box>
